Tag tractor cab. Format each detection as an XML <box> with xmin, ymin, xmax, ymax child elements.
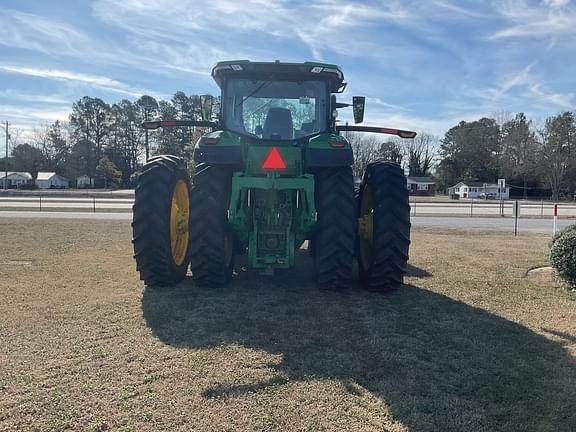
<box><xmin>212</xmin><ymin>61</ymin><xmax>347</xmax><ymax>141</ymax></box>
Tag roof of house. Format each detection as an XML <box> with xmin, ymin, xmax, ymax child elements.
<box><xmin>0</xmin><ymin>171</ymin><xmax>33</xmax><ymax>180</ymax></box>
<box><xmin>36</xmin><ymin>172</ymin><xmax>56</xmax><ymax>180</ymax></box>
<box><xmin>36</xmin><ymin>172</ymin><xmax>68</xmax><ymax>181</ymax></box>
<box><xmin>407</xmin><ymin>176</ymin><xmax>435</xmax><ymax>184</ymax></box>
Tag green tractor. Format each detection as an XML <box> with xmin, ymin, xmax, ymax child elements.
<box><xmin>132</xmin><ymin>60</ymin><xmax>416</xmax><ymax>291</ymax></box>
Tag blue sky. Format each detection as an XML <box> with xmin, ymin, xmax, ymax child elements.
<box><xmin>1</xmin><ymin>0</ymin><xmax>575</xmax><ymax>150</ymax></box>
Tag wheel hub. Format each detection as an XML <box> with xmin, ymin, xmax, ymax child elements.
<box><xmin>359</xmin><ymin>184</ymin><xmax>374</xmax><ymax>269</ymax></box>
<box><xmin>170</xmin><ymin>180</ymin><xmax>190</xmax><ymax>266</ymax></box>
<box><xmin>358</xmin><ymin>213</ymin><xmax>373</xmax><ymax>240</ymax></box>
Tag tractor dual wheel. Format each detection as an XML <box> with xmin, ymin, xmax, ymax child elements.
<box><xmin>313</xmin><ymin>167</ymin><xmax>356</xmax><ymax>289</ymax></box>
<box><xmin>132</xmin><ymin>155</ymin><xmax>192</xmax><ymax>286</ymax></box>
<box><xmin>357</xmin><ymin>161</ymin><xmax>411</xmax><ymax>291</ymax></box>
<box><xmin>189</xmin><ymin>163</ymin><xmax>235</xmax><ymax>287</ymax></box>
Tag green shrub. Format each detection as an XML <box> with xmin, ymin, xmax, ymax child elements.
<box><xmin>550</xmin><ymin>223</ymin><xmax>576</xmax><ymax>247</ymax></box>
<box><xmin>550</xmin><ymin>229</ymin><xmax>576</xmax><ymax>289</ymax></box>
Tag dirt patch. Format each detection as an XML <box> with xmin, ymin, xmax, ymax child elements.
<box><xmin>526</xmin><ymin>265</ymin><xmax>558</xmax><ymax>284</ymax></box>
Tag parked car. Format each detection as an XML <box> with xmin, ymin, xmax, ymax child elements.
<box><xmin>479</xmin><ymin>192</ymin><xmax>498</xmax><ymax>200</ymax></box>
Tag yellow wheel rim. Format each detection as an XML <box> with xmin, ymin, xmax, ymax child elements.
<box><xmin>170</xmin><ymin>179</ymin><xmax>190</xmax><ymax>266</ymax></box>
<box><xmin>359</xmin><ymin>184</ymin><xmax>374</xmax><ymax>270</ymax></box>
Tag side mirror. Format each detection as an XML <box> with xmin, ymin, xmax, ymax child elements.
<box><xmin>200</xmin><ymin>95</ymin><xmax>213</xmax><ymax>122</ymax></box>
<box><xmin>353</xmin><ymin>96</ymin><xmax>365</xmax><ymax>124</ymax></box>
<box><xmin>255</xmin><ymin>125</ymin><xmax>263</xmax><ymax>136</ymax></box>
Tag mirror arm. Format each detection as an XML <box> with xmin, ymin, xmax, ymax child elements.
<box><xmin>336</xmin><ymin>125</ymin><xmax>417</xmax><ymax>139</ymax></box>
<box><xmin>142</xmin><ymin>120</ymin><xmax>219</xmax><ymax>130</ymax></box>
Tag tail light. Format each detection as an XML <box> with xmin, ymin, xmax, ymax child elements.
<box><xmin>328</xmin><ymin>139</ymin><xmax>346</xmax><ymax>148</ymax></box>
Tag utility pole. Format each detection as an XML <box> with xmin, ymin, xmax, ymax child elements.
<box><xmin>2</xmin><ymin>121</ymin><xmax>9</xmax><ymax>190</ymax></box>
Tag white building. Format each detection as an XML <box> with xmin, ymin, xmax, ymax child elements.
<box><xmin>76</xmin><ymin>175</ymin><xmax>94</xmax><ymax>188</ymax></box>
<box><xmin>35</xmin><ymin>172</ymin><xmax>69</xmax><ymax>189</ymax></box>
<box><xmin>0</xmin><ymin>172</ymin><xmax>33</xmax><ymax>188</ymax></box>
<box><xmin>448</xmin><ymin>181</ymin><xmax>510</xmax><ymax>199</ymax></box>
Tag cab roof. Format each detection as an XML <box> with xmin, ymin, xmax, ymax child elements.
<box><xmin>212</xmin><ymin>60</ymin><xmax>346</xmax><ymax>93</ymax></box>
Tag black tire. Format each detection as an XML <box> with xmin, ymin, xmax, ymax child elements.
<box><xmin>357</xmin><ymin>161</ymin><xmax>410</xmax><ymax>291</ymax></box>
<box><xmin>189</xmin><ymin>164</ymin><xmax>234</xmax><ymax>287</ymax></box>
<box><xmin>132</xmin><ymin>155</ymin><xmax>192</xmax><ymax>286</ymax></box>
<box><xmin>313</xmin><ymin>167</ymin><xmax>356</xmax><ymax>289</ymax></box>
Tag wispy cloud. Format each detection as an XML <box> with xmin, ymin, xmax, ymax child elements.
<box><xmin>0</xmin><ymin>105</ymin><xmax>70</xmax><ymax>120</ymax></box>
<box><xmin>365</xmin><ymin>97</ymin><xmax>412</xmax><ymax>113</ymax></box>
<box><xmin>0</xmin><ymin>8</ymin><xmax>89</xmax><ymax>56</ymax></box>
<box><xmin>544</xmin><ymin>0</ymin><xmax>571</xmax><ymax>8</ymax></box>
<box><xmin>0</xmin><ymin>6</ymin><xmax>211</xmax><ymax>82</ymax></box>
<box><xmin>92</xmin><ymin>0</ymin><xmax>417</xmax><ymax>63</ymax></box>
<box><xmin>432</xmin><ymin>1</ymin><xmax>490</xmax><ymax>18</ymax></box>
<box><xmin>355</xmin><ymin>110</ymin><xmax>474</xmax><ymax>138</ymax></box>
<box><xmin>528</xmin><ymin>83</ymin><xmax>573</xmax><ymax>108</ymax></box>
<box><xmin>490</xmin><ymin>0</ymin><xmax>576</xmax><ymax>39</ymax></box>
<box><xmin>474</xmin><ymin>62</ymin><xmax>537</xmax><ymax>100</ymax></box>
<box><xmin>0</xmin><ymin>65</ymin><xmax>163</xmax><ymax>98</ymax></box>
<box><xmin>461</xmin><ymin>61</ymin><xmax>573</xmax><ymax>111</ymax></box>
<box><xmin>0</xmin><ymin>89</ymin><xmax>69</xmax><ymax>104</ymax></box>
<box><xmin>0</xmin><ymin>66</ymin><xmax>125</xmax><ymax>88</ymax></box>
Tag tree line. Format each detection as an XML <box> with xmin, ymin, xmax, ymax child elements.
<box><xmin>348</xmin><ymin>131</ymin><xmax>438</xmax><ymax>182</ymax></box>
<box><xmin>1</xmin><ymin>92</ymin><xmax>211</xmax><ymax>187</ymax></box>
<box><xmin>3</xmin><ymin>93</ymin><xmax>575</xmax><ymax>199</ymax></box>
<box><xmin>350</xmin><ymin>111</ymin><xmax>576</xmax><ymax>200</ymax></box>
<box><xmin>437</xmin><ymin>112</ymin><xmax>576</xmax><ymax>200</ymax></box>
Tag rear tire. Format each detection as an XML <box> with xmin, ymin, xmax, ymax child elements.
<box><xmin>132</xmin><ymin>155</ymin><xmax>191</xmax><ymax>286</ymax></box>
<box><xmin>189</xmin><ymin>164</ymin><xmax>234</xmax><ymax>287</ymax></box>
<box><xmin>313</xmin><ymin>167</ymin><xmax>356</xmax><ymax>289</ymax></box>
<box><xmin>357</xmin><ymin>161</ymin><xmax>410</xmax><ymax>291</ymax></box>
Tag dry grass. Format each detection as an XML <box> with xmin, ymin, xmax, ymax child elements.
<box><xmin>0</xmin><ymin>219</ymin><xmax>575</xmax><ymax>432</ymax></box>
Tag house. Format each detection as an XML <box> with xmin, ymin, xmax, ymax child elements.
<box><xmin>407</xmin><ymin>176</ymin><xmax>436</xmax><ymax>196</ymax></box>
<box><xmin>76</xmin><ymin>175</ymin><xmax>94</xmax><ymax>188</ymax></box>
<box><xmin>448</xmin><ymin>181</ymin><xmax>510</xmax><ymax>199</ymax></box>
<box><xmin>35</xmin><ymin>172</ymin><xmax>69</xmax><ymax>189</ymax></box>
<box><xmin>0</xmin><ymin>172</ymin><xmax>33</xmax><ymax>188</ymax></box>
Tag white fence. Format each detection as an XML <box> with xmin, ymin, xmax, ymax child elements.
<box><xmin>0</xmin><ymin>196</ymin><xmax>575</xmax><ymax>218</ymax></box>
<box><xmin>0</xmin><ymin>197</ymin><xmax>133</xmax><ymax>212</ymax></box>
<box><xmin>410</xmin><ymin>199</ymin><xmax>576</xmax><ymax>218</ymax></box>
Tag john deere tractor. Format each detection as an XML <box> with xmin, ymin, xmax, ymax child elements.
<box><xmin>132</xmin><ymin>60</ymin><xmax>416</xmax><ymax>291</ymax></box>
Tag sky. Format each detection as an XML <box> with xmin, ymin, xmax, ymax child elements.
<box><xmin>1</xmin><ymin>0</ymin><xmax>575</xmax><ymax>152</ymax></box>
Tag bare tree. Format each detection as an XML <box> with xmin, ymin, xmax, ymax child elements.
<box><xmin>492</xmin><ymin>110</ymin><xmax>513</xmax><ymax>126</ymax></box>
<box><xmin>347</xmin><ymin>133</ymin><xmax>382</xmax><ymax>180</ymax></box>
<box><xmin>12</xmin><ymin>143</ymin><xmax>46</xmax><ymax>180</ymax></box>
<box><xmin>33</xmin><ymin>121</ymin><xmax>70</xmax><ymax>173</ymax></box>
<box><xmin>404</xmin><ymin>132</ymin><xmax>437</xmax><ymax>176</ymax></box>
<box><xmin>380</xmin><ymin>139</ymin><xmax>403</xmax><ymax>165</ymax></box>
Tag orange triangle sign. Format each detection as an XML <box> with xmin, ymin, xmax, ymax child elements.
<box><xmin>262</xmin><ymin>147</ymin><xmax>287</xmax><ymax>170</ymax></box>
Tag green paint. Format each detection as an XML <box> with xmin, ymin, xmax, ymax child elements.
<box><xmin>228</xmin><ymin>173</ymin><xmax>316</xmax><ymax>272</ymax></box>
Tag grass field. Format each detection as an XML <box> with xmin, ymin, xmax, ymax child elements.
<box><xmin>1</xmin><ymin>219</ymin><xmax>575</xmax><ymax>431</ymax></box>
